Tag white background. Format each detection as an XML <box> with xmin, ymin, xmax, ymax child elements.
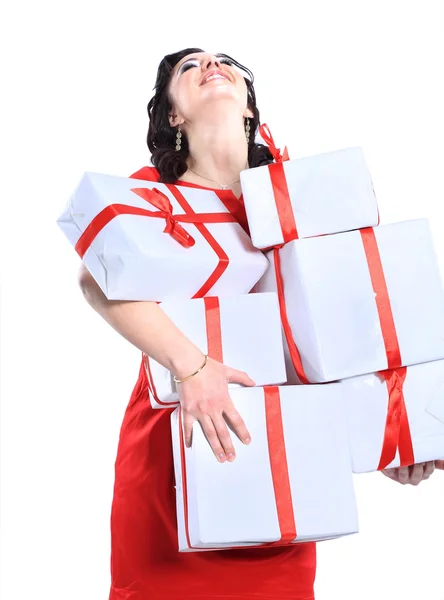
<box><xmin>1</xmin><ymin>1</ymin><xmax>444</xmax><ymax>599</ymax></box>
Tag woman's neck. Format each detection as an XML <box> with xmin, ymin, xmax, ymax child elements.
<box><xmin>179</xmin><ymin>114</ymin><xmax>249</xmax><ymax>191</ymax></box>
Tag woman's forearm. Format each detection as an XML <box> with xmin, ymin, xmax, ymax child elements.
<box><xmin>78</xmin><ymin>265</ymin><xmax>205</xmax><ymax>379</ymax></box>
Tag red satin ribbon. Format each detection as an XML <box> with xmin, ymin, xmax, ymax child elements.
<box><xmin>360</xmin><ymin>228</ymin><xmax>402</xmax><ymax>369</ymax></box>
<box><xmin>74</xmin><ymin>185</ymin><xmax>236</xmax><ymax>268</ymax></box>
<box><xmin>259</xmin><ymin>123</ymin><xmax>290</xmax><ymax>163</ymax></box>
<box><xmin>166</xmin><ymin>184</ymin><xmax>232</xmax><ymax>299</ymax></box>
<box><xmin>268</xmin><ymin>163</ymin><xmax>299</xmax><ymax>243</ymax></box>
<box><xmin>258</xmin><ymin>124</ymin><xmax>297</xmax><ymax>244</ymax></box>
<box><xmin>377</xmin><ymin>368</ymin><xmax>415</xmax><ymax>470</ymax></box>
<box><xmin>204</xmin><ymin>297</ymin><xmax>223</xmax><ymax>363</ymax></box>
<box><xmin>273</xmin><ymin>248</ymin><xmax>310</xmax><ymax>384</ymax></box>
<box><xmin>359</xmin><ymin>228</ymin><xmax>414</xmax><ymax>469</ymax></box>
<box><xmin>264</xmin><ymin>386</ymin><xmax>297</xmax><ymax>542</ymax></box>
<box><xmin>146</xmin><ymin>297</ymin><xmax>225</xmax><ymax>407</ymax></box>
<box><xmin>179</xmin><ymin>387</ymin><xmax>297</xmax><ymax>550</ymax></box>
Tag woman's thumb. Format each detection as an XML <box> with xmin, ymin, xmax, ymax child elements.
<box><xmin>226</xmin><ymin>367</ymin><xmax>256</xmax><ymax>387</ymax></box>
<box><xmin>435</xmin><ymin>460</ymin><xmax>444</xmax><ymax>470</ymax></box>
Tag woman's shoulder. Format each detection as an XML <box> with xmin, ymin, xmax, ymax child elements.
<box><xmin>129</xmin><ymin>166</ymin><xmax>160</xmax><ymax>181</ymax></box>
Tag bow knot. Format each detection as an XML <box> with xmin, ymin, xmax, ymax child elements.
<box><xmin>131</xmin><ymin>187</ymin><xmax>195</xmax><ymax>247</ymax></box>
<box><xmin>259</xmin><ymin>123</ymin><xmax>290</xmax><ymax>163</ymax></box>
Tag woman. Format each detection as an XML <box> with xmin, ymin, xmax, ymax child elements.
<box><xmin>78</xmin><ymin>48</ymin><xmax>439</xmax><ymax>600</ymax></box>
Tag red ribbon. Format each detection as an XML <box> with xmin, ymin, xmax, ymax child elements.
<box><xmin>204</xmin><ymin>297</ymin><xmax>223</xmax><ymax>363</ymax></box>
<box><xmin>264</xmin><ymin>386</ymin><xmax>297</xmax><ymax>542</ymax></box>
<box><xmin>259</xmin><ymin>123</ymin><xmax>290</xmax><ymax>163</ymax></box>
<box><xmin>273</xmin><ymin>248</ymin><xmax>310</xmax><ymax>384</ymax></box>
<box><xmin>131</xmin><ymin>187</ymin><xmax>195</xmax><ymax>247</ymax></box>
<box><xmin>178</xmin><ymin>386</ymin><xmax>297</xmax><ymax>550</ymax></box>
<box><xmin>146</xmin><ymin>296</ymin><xmax>225</xmax><ymax>407</ymax></box>
<box><xmin>360</xmin><ymin>228</ymin><xmax>402</xmax><ymax>369</ymax></box>
<box><xmin>268</xmin><ymin>163</ymin><xmax>299</xmax><ymax>244</ymax></box>
<box><xmin>273</xmin><ymin>227</ymin><xmax>414</xmax><ymax>469</ymax></box>
<box><xmin>74</xmin><ymin>185</ymin><xmax>236</xmax><ymax>260</ymax></box>
<box><xmin>377</xmin><ymin>368</ymin><xmax>415</xmax><ymax>470</ymax></box>
<box><xmin>258</xmin><ymin>124</ymin><xmax>297</xmax><ymax>244</ymax></box>
<box><xmin>360</xmin><ymin>228</ymin><xmax>413</xmax><ymax>469</ymax></box>
<box><xmin>166</xmin><ymin>184</ymin><xmax>233</xmax><ymax>299</ymax></box>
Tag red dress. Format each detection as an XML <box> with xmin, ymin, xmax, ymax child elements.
<box><xmin>108</xmin><ymin>167</ymin><xmax>317</xmax><ymax>600</ymax></box>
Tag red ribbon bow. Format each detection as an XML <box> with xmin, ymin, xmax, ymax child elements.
<box><xmin>74</xmin><ymin>185</ymin><xmax>237</xmax><ymax>260</ymax></box>
<box><xmin>377</xmin><ymin>367</ymin><xmax>415</xmax><ymax>470</ymax></box>
<box><xmin>259</xmin><ymin>123</ymin><xmax>290</xmax><ymax>163</ymax></box>
<box><xmin>131</xmin><ymin>187</ymin><xmax>195</xmax><ymax>247</ymax></box>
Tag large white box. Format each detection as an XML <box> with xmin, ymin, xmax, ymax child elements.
<box><xmin>342</xmin><ymin>361</ymin><xmax>444</xmax><ymax>473</ymax></box>
<box><xmin>145</xmin><ymin>293</ymin><xmax>287</xmax><ymax>408</ymax></box>
<box><xmin>255</xmin><ymin>219</ymin><xmax>444</xmax><ymax>383</ymax></box>
<box><xmin>57</xmin><ymin>172</ymin><xmax>269</xmax><ymax>301</ymax></box>
<box><xmin>240</xmin><ymin>147</ymin><xmax>378</xmax><ymax>249</ymax></box>
<box><xmin>171</xmin><ymin>385</ymin><xmax>358</xmax><ymax>551</ymax></box>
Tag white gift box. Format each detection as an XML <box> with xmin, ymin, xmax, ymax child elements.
<box><xmin>146</xmin><ymin>292</ymin><xmax>287</xmax><ymax>409</ymax></box>
<box><xmin>171</xmin><ymin>385</ymin><xmax>358</xmax><ymax>551</ymax></box>
<box><xmin>57</xmin><ymin>172</ymin><xmax>269</xmax><ymax>301</ymax></box>
<box><xmin>254</xmin><ymin>219</ymin><xmax>444</xmax><ymax>383</ymax></box>
<box><xmin>342</xmin><ymin>361</ymin><xmax>444</xmax><ymax>473</ymax></box>
<box><xmin>240</xmin><ymin>147</ymin><xmax>378</xmax><ymax>249</ymax></box>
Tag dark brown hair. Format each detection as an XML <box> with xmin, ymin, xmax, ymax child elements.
<box><xmin>146</xmin><ymin>48</ymin><xmax>273</xmax><ymax>183</ymax></box>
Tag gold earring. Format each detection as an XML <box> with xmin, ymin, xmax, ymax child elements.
<box><xmin>245</xmin><ymin>118</ymin><xmax>251</xmax><ymax>144</ymax></box>
<box><xmin>175</xmin><ymin>127</ymin><xmax>182</xmax><ymax>151</ymax></box>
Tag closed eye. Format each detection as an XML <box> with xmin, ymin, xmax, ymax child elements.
<box><xmin>178</xmin><ymin>59</ymin><xmax>200</xmax><ymax>75</ymax></box>
<box><xmin>219</xmin><ymin>57</ymin><xmax>233</xmax><ymax>66</ymax></box>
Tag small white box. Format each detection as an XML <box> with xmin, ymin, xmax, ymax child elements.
<box><xmin>255</xmin><ymin>220</ymin><xmax>444</xmax><ymax>383</ymax></box>
<box><xmin>146</xmin><ymin>293</ymin><xmax>287</xmax><ymax>408</ymax></box>
<box><xmin>57</xmin><ymin>172</ymin><xmax>269</xmax><ymax>301</ymax></box>
<box><xmin>342</xmin><ymin>361</ymin><xmax>444</xmax><ymax>472</ymax></box>
<box><xmin>240</xmin><ymin>147</ymin><xmax>378</xmax><ymax>249</ymax></box>
<box><xmin>172</xmin><ymin>385</ymin><xmax>358</xmax><ymax>551</ymax></box>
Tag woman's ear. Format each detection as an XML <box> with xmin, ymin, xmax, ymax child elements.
<box><xmin>169</xmin><ymin>113</ymin><xmax>185</xmax><ymax>128</ymax></box>
<box><xmin>244</xmin><ymin>106</ymin><xmax>254</xmax><ymax>119</ymax></box>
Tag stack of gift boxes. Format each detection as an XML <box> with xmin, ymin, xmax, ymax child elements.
<box><xmin>57</xmin><ymin>128</ymin><xmax>444</xmax><ymax>553</ymax></box>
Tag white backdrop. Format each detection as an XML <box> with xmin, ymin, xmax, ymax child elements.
<box><xmin>1</xmin><ymin>1</ymin><xmax>444</xmax><ymax>599</ymax></box>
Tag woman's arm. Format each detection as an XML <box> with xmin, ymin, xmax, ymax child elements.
<box><xmin>78</xmin><ymin>264</ymin><xmax>254</xmax><ymax>462</ymax></box>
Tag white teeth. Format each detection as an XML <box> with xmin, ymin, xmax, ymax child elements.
<box><xmin>205</xmin><ymin>74</ymin><xmax>226</xmax><ymax>83</ymax></box>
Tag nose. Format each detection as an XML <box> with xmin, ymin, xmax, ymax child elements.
<box><xmin>202</xmin><ymin>55</ymin><xmax>221</xmax><ymax>70</ymax></box>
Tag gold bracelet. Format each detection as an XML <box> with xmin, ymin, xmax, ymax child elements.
<box><xmin>173</xmin><ymin>354</ymin><xmax>208</xmax><ymax>384</ymax></box>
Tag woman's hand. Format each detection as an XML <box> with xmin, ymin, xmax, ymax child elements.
<box><xmin>177</xmin><ymin>356</ymin><xmax>255</xmax><ymax>463</ymax></box>
<box><xmin>382</xmin><ymin>461</ymin><xmax>436</xmax><ymax>485</ymax></box>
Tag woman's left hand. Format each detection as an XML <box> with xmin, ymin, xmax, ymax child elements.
<box><xmin>382</xmin><ymin>461</ymin><xmax>436</xmax><ymax>485</ymax></box>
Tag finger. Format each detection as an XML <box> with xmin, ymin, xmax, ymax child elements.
<box><xmin>435</xmin><ymin>460</ymin><xmax>444</xmax><ymax>470</ymax></box>
<box><xmin>397</xmin><ymin>466</ymin><xmax>411</xmax><ymax>485</ymax></box>
<box><xmin>200</xmin><ymin>415</ymin><xmax>227</xmax><ymax>463</ymax></box>
<box><xmin>224</xmin><ymin>409</ymin><xmax>251</xmax><ymax>445</ymax></box>
<box><xmin>382</xmin><ymin>468</ymin><xmax>399</xmax><ymax>480</ymax></box>
<box><xmin>226</xmin><ymin>367</ymin><xmax>256</xmax><ymax>387</ymax></box>
<box><xmin>212</xmin><ymin>414</ymin><xmax>237</xmax><ymax>462</ymax></box>
<box><xmin>183</xmin><ymin>413</ymin><xmax>195</xmax><ymax>448</ymax></box>
<box><xmin>422</xmin><ymin>461</ymin><xmax>436</xmax><ymax>479</ymax></box>
<box><xmin>409</xmin><ymin>463</ymin><xmax>425</xmax><ymax>486</ymax></box>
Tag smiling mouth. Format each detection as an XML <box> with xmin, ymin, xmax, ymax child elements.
<box><xmin>200</xmin><ymin>72</ymin><xmax>230</xmax><ymax>86</ymax></box>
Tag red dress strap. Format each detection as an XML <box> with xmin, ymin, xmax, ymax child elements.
<box><xmin>130</xmin><ymin>166</ymin><xmax>161</xmax><ymax>182</ymax></box>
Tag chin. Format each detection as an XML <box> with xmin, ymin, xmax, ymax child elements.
<box><xmin>199</xmin><ymin>86</ymin><xmax>246</xmax><ymax>107</ymax></box>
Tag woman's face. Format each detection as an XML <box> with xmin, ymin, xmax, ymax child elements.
<box><xmin>168</xmin><ymin>52</ymin><xmax>252</xmax><ymax>127</ymax></box>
